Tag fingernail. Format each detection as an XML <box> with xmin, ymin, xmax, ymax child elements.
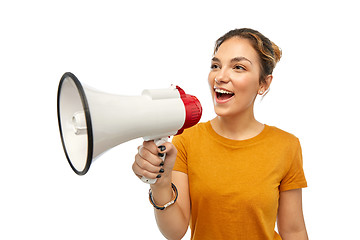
<box><xmin>158</xmin><ymin>145</ymin><xmax>166</xmax><ymax>151</ymax></box>
<box><xmin>158</xmin><ymin>152</ymin><xmax>164</xmax><ymax>157</ymax></box>
<box><xmin>159</xmin><ymin>161</ymin><xmax>164</xmax><ymax>166</ymax></box>
<box><xmin>156</xmin><ymin>174</ymin><xmax>162</xmax><ymax>178</ymax></box>
<box><xmin>159</xmin><ymin>168</ymin><xmax>164</xmax><ymax>173</ymax></box>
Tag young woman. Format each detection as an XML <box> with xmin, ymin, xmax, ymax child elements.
<box><xmin>133</xmin><ymin>28</ymin><xmax>308</xmax><ymax>240</ymax></box>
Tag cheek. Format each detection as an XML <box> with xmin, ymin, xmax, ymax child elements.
<box><xmin>208</xmin><ymin>72</ymin><xmax>214</xmax><ymax>84</ymax></box>
<box><xmin>208</xmin><ymin>72</ymin><xmax>215</xmax><ymax>92</ymax></box>
<box><xmin>233</xmin><ymin>75</ymin><xmax>259</xmax><ymax>95</ymax></box>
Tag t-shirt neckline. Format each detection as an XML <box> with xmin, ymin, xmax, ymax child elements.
<box><xmin>205</xmin><ymin>121</ymin><xmax>270</xmax><ymax>148</ymax></box>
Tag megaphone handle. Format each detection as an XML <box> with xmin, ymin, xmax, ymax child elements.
<box><xmin>141</xmin><ymin>137</ymin><xmax>168</xmax><ymax>184</ymax></box>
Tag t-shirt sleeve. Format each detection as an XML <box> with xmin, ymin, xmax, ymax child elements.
<box><xmin>171</xmin><ymin>134</ymin><xmax>188</xmax><ymax>174</ymax></box>
<box><xmin>279</xmin><ymin>139</ymin><xmax>308</xmax><ymax>192</ymax></box>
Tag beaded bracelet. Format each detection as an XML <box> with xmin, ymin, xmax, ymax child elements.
<box><xmin>148</xmin><ymin>183</ymin><xmax>178</xmax><ymax>210</ymax></box>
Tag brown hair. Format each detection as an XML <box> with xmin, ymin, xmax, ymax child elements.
<box><xmin>214</xmin><ymin>28</ymin><xmax>282</xmax><ymax>84</ymax></box>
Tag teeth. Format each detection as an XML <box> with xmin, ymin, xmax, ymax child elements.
<box><xmin>214</xmin><ymin>88</ymin><xmax>234</xmax><ymax>94</ymax></box>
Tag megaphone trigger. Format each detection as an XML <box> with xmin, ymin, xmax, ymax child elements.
<box><xmin>140</xmin><ymin>137</ymin><xmax>168</xmax><ymax>184</ymax></box>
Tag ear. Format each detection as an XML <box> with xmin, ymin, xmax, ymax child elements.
<box><xmin>259</xmin><ymin>75</ymin><xmax>273</xmax><ymax>95</ymax></box>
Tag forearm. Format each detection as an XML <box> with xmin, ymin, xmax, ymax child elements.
<box><xmin>151</xmin><ymin>183</ymin><xmax>189</xmax><ymax>240</ymax></box>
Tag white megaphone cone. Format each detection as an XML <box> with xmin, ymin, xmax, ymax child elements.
<box><xmin>57</xmin><ymin>72</ymin><xmax>202</xmax><ymax>183</ymax></box>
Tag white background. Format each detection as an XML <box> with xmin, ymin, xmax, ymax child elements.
<box><xmin>1</xmin><ymin>0</ymin><xmax>359</xmax><ymax>239</ymax></box>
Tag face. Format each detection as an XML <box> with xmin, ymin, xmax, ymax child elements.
<box><xmin>208</xmin><ymin>37</ymin><xmax>265</xmax><ymax>118</ymax></box>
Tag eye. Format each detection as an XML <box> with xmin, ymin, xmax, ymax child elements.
<box><xmin>234</xmin><ymin>65</ymin><xmax>245</xmax><ymax>71</ymax></box>
<box><xmin>210</xmin><ymin>63</ymin><xmax>220</xmax><ymax>70</ymax></box>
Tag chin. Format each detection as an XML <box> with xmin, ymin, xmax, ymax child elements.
<box><xmin>213</xmin><ymin>102</ymin><xmax>252</xmax><ymax>119</ymax></box>
<box><xmin>213</xmin><ymin>106</ymin><xmax>235</xmax><ymax>118</ymax></box>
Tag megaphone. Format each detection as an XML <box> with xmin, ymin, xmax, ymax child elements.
<box><xmin>57</xmin><ymin>72</ymin><xmax>202</xmax><ymax>183</ymax></box>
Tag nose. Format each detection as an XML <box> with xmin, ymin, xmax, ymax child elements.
<box><xmin>215</xmin><ymin>68</ymin><xmax>230</xmax><ymax>84</ymax></box>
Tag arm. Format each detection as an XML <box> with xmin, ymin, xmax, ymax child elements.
<box><xmin>152</xmin><ymin>171</ymin><xmax>191</xmax><ymax>239</ymax></box>
<box><xmin>277</xmin><ymin>188</ymin><xmax>308</xmax><ymax>240</ymax></box>
<box><xmin>133</xmin><ymin>141</ymin><xmax>191</xmax><ymax>240</ymax></box>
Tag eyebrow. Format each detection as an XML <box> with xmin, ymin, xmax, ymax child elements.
<box><xmin>211</xmin><ymin>56</ymin><xmax>253</xmax><ymax>65</ymax></box>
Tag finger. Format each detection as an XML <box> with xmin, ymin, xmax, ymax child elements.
<box><xmin>134</xmin><ymin>153</ymin><xmax>163</xmax><ymax>174</ymax></box>
<box><xmin>156</xmin><ymin>142</ymin><xmax>178</xmax><ymax>171</ymax></box>
<box><xmin>138</xmin><ymin>145</ymin><xmax>163</xmax><ymax>167</ymax></box>
<box><xmin>132</xmin><ymin>159</ymin><xmax>162</xmax><ymax>180</ymax></box>
<box><xmin>132</xmin><ymin>161</ymin><xmax>144</xmax><ymax>179</ymax></box>
<box><xmin>142</xmin><ymin>140</ymin><xmax>159</xmax><ymax>155</ymax></box>
<box><xmin>160</xmin><ymin>142</ymin><xmax>177</xmax><ymax>155</ymax></box>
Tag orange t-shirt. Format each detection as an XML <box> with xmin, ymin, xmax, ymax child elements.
<box><xmin>172</xmin><ymin>121</ymin><xmax>307</xmax><ymax>240</ymax></box>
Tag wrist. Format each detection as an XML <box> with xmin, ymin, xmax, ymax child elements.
<box><xmin>151</xmin><ymin>172</ymin><xmax>172</xmax><ymax>189</ymax></box>
<box><xmin>149</xmin><ymin>183</ymin><xmax>178</xmax><ymax>210</ymax></box>
<box><xmin>150</xmin><ymin>181</ymin><xmax>173</xmax><ymax>206</ymax></box>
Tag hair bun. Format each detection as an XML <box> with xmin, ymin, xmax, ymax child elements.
<box><xmin>271</xmin><ymin>41</ymin><xmax>282</xmax><ymax>64</ymax></box>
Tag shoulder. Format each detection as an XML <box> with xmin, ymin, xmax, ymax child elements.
<box><xmin>266</xmin><ymin>125</ymin><xmax>301</xmax><ymax>148</ymax></box>
<box><xmin>267</xmin><ymin>125</ymin><xmax>299</xmax><ymax>140</ymax></box>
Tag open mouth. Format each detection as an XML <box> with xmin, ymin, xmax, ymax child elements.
<box><xmin>215</xmin><ymin>88</ymin><xmax>235</xmax><ymax>101</ymax></box>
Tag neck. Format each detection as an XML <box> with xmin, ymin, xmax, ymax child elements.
<box><xmin>210</xmin><ymin>109</ymin><xmax>264</xmax><ymax>141</ymax></box>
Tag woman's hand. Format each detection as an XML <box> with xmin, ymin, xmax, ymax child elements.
<box><xmin>132</xmin><ymin>140</ymin><xmax>178</xmax><ymax>187</ymax></box>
